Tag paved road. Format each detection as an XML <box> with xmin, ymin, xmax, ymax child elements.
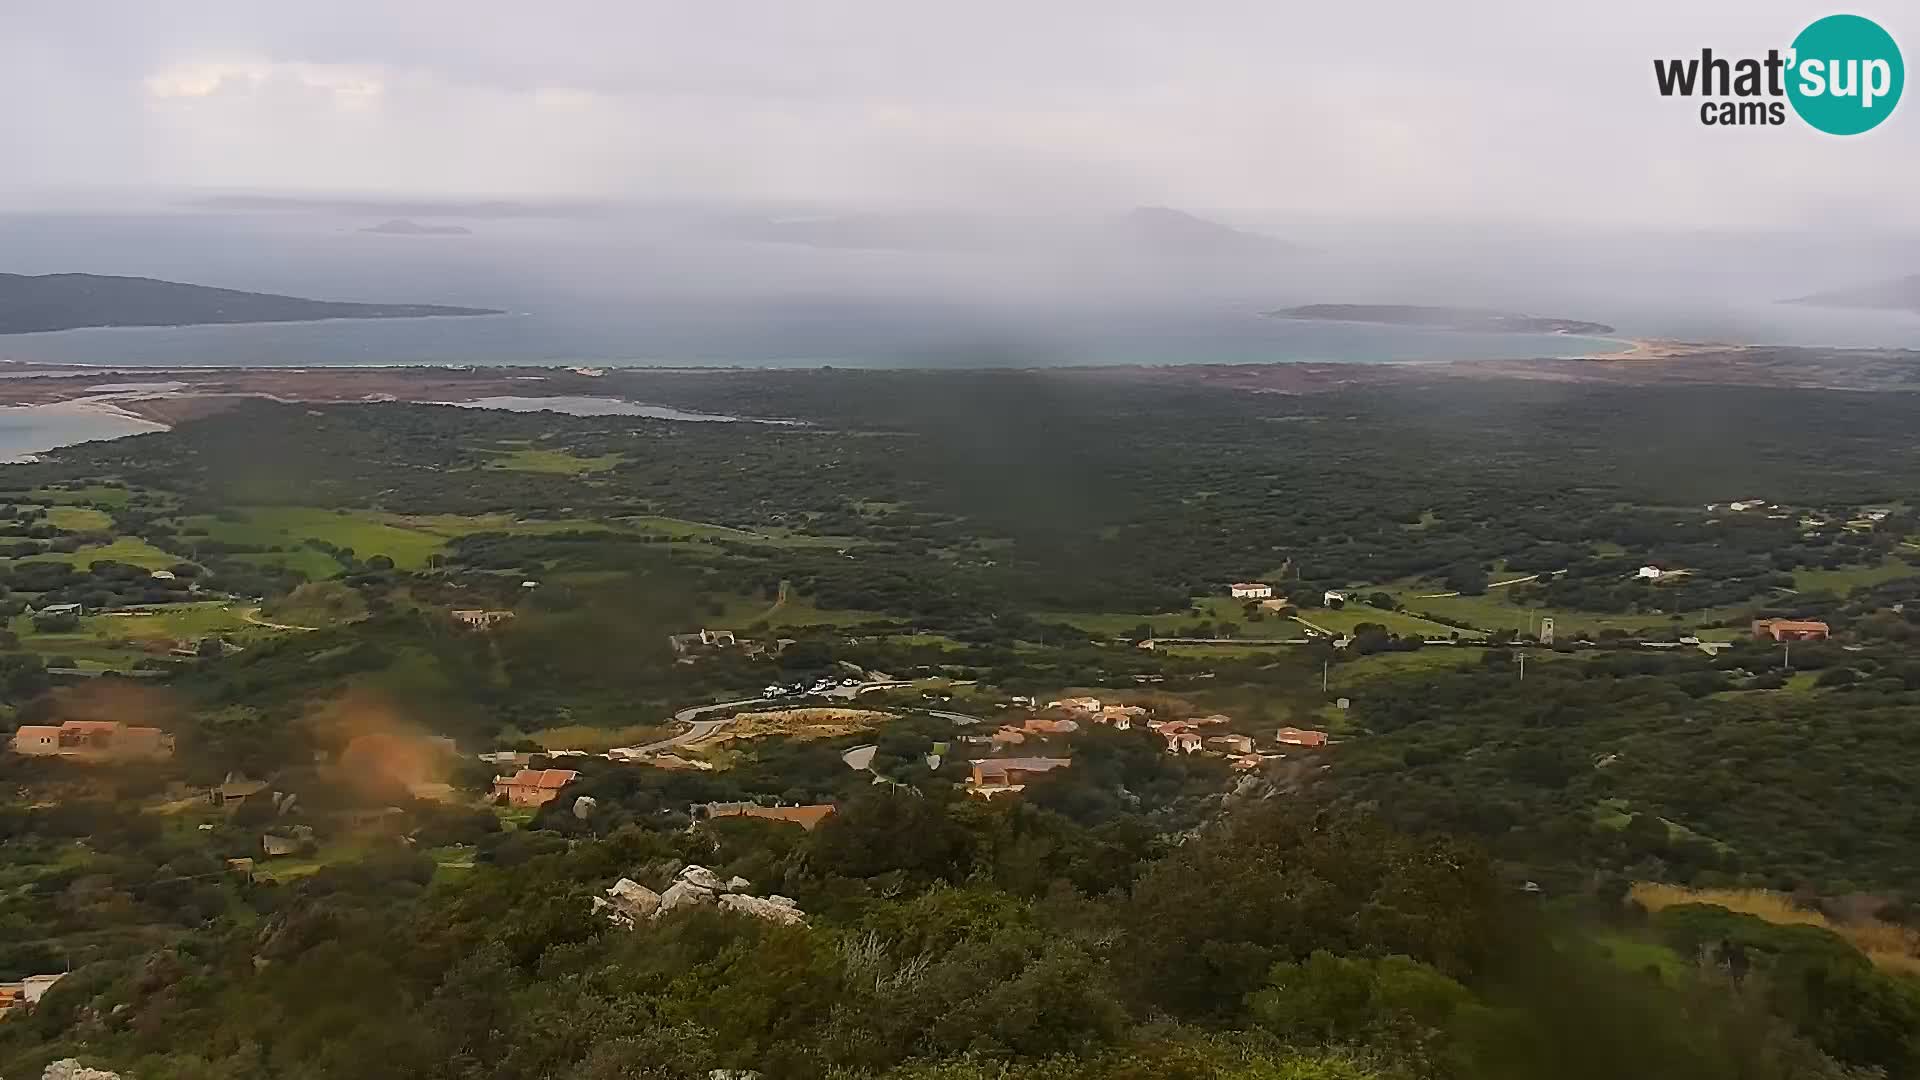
<box><xmin>625</xmin><ymin>716</ymin><xmax>738</xmax><ymax>756</ymax></box>
<box><xmin>618</xmin><ymin>680</ymin><xmax>926</xmax><ymax>757</ymax></box>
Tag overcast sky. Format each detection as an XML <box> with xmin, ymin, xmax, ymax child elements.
<box><xmin>2</xmin><ymin>1</ymin><xmax>1914</xmax><ymax>228</ymax></box>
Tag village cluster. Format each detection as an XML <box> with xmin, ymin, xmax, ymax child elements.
<box><xmin>959</xmin><ymin>694</ymin><xmax>1327</xmax><ymax>798</ymax></box>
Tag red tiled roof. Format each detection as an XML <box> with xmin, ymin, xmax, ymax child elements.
<box><xmin>504</xmin><ymin>768</ymin><xmax>579</xmax><ymax>789</ymax></box>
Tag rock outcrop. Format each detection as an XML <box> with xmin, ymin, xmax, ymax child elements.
<box><xmin>679</xmin><ymin>865</ymin><xmax>727</xmax><ymax>892</ymax></box>
<box><xmin>43</xmin><ymin>1061</ymin><xmax>125</xmax><ymax>1080</ymax></box>
<box><xmin>717</xmin><ymin>893</ymin><xmax>806</xmax><ymax>925</ymax></box>
<box><xmin>596</xmin><ymin>865</ymin><xmax>805</xmax><ymax>926</ymax></box>
<box><xmin>592</xmin><ymin>878</ymin><xmax>662</xmax><ymax>926</ymax></box>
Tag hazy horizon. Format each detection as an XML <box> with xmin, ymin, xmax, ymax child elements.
<box><xmin>4</xmin><ymin>2</ymin><xmax>1920</xmax><ymax>362</ymax></box>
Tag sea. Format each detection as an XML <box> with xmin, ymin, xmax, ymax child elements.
<box><xmin>5</xmin><ymin>207</ymin><xmax>1920</xmax><ymax>455</ymax></box>
<box><xmin>16</xmin><ymin>206</ymin><xmax>1919</xmax><ymax>371</ymax></box>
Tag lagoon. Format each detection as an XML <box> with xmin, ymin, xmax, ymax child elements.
<box><xmin>0</xmin><ymin>400</ymin><xmax>168</xmax><ymax>462</ymax></box>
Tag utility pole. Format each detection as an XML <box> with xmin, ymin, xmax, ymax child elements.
<box><xmin>1518</xmin><ymin>650</ymin><xmax>1526</xmax><ymax>681</ymax></box>
<box><xmin>1322</xmin><ymin>660</ymin><xmax>1329</xmax><ymax>694</ymax></box>
<box><xmin>1783</xmin><ymin>641</ymin><xmax>1791</xmax><ymax>671</ymax></box>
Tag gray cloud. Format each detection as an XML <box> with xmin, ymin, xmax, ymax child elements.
<box><xmin>1</xmin><ymin>1</ymin><xmax>1915</xmax><ymax>227</ymax></box>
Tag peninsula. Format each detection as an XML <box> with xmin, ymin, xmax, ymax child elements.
<box><xmin>1270</xmin><ymin>303</ymin><xmax>1614</xmax><ymax>335</ymax></box>
<box><xmin>0</xmin><ymin>272</ymin><xmax>500</xmax><ymax>335</ymax></box>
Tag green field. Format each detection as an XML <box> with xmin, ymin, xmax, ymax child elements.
<box><xmin>712</xmin><ymin>591</ymin><xmax>882</xmax><ymax>628</ymax></box>
<box><xmin>11</xmin><ymin>602</ymin><xmax>277</xmax><ymax>668</ymax></box>
<box><xmin>1048</xmin><ymin>597</ymin><xmax>1284</xmax><ymax>639</ymax></box>
<box><xmin>19</xmin><ymin>485</ymin><xmax>135</xmax><ymax>508</ymax></box>
<box><xmin>1330</xmin><ymin>645</ymin><xmax>1500</xmax><ymax>681</ymax></box>
<box><xmin>1051</xmin><ymin>595</ymin><xmax>1481</xmax><ymax>643</ymax></box>
<box><xmin>1790</xmin><ymin>558</ymin><xmax>1918</xmax><ymax>595</ymax></box>
<box><xmin>1298</xmin><ymin>605</ymin><xmax>1485</xmax><ymax>640</ymax></box>
<box><xmin>44</xmin><ymin>506</ymin><xmax>114</xmax><ymax>531</ymax></box>
<box><xmin>1155</xmin><ymin>642</ymin><xmax>1304</xmax><ymax>659</ymax></box>
<box><xmin>619</xmin><ymin>515</ymin><xmax>858</xmax><ymax>549</ymax></box>
<box><xmin>1590</xmin><ymin>932</ymin><xmax>1687</xmax><ymax>983</ymax></box>
<box><xmin>1387</xmin><ymin>583</ymin><xmax>1744</xmax><ymax>637</ymax></box>
<box><xmin>20</xmin><ymin>535</ymin><xmax>183</xmax><ymax>571</ymax></box>
<box><xmin>183</xmin><ymin>508</ymin><xmax>458</xmax><ymax>569</ymax></box>
<box><xmin>528</xmin><ymin>722</ymin><xmax>671</xmax><ymax>752</ymax></box>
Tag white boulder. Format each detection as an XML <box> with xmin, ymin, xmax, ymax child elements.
<box><xmin>44</xmin><ymin>1063</ymin><xmax>125</xmax><ymax>1080</ymax></box>
<box><xmin>595</xmin><ymin>878</ymin><xmax>662</xmax><ymax>926</ymax></box>
<box><xmin>678</xmin><ymin>864</ymin><xmax>727</xmax><ymax>891</ymax></box>
<box><xmin>718</xmin><ymin>892</ymin><xmax>807</xmax><ymax>925</ymax></box>
<box><xmin>657</xmin><ymin>879</ymin><xmax>717</xmax><ymax>913</ymax></box>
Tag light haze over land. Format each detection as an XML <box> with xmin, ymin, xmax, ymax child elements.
<box><xmin>2</xmin><ymin>0</ymin><xmax>1919</xmax><ymax>364</ymax></box>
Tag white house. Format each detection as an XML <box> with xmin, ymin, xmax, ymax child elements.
<box><xmin>1323</xmin><ymin>590</ymin><xmax>1348</xmax><ymax>606</ymax></box>
<box><xmin>1229</xmin><ymin>582</ymin><xmax>1273</xmax><ymax>600</ymax></box>
<box><xmin>1636</xmin><ymin>565</ymin><xmax>1665</xmax><ymax>580</ymax></box>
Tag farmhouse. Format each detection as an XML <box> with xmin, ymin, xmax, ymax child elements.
<box><xmin>451</xmin><ymin>609</ymin><xmax>516</xmax><ymax>629</ymax></box>
<box><xmin>209</xmin><ymin>774</ymin><xmax>271</xmax><ymax>807</ymax></box>
<box><xmin>1023</xmin><ymin>717</ymin><xmax>1080</xmax><ymax>735</ymax></box>
<box><xmin>1636</xmin><ymin>565</ymin><xmax>1666</xmax><ymax>580</ymax></box>
<box><xmin>0</xmin><ymin>973</ymin><xmax>64</xmax><ymax>1018</ymax></box>
<box><xmin>966</xmin><ymin>757</ymin><xmax>1071</xmax><ymax>797</ymax></box>
<box><xmin>492</xmin><ymin>768</ymin><xmax>580</xmax><ymax>807</ymax></box>
<box><xmin>1274</xmin><ymin>727</ymin><xmax>1330</xmax><ymax>748</ymax></box>
<box><xmin>668</xmin><ymin>628</ymin><xmax>741</xmax><ymax>654</ymax></box>
<box><xmin>1751</xmin><ymin>618</ymin><xmax>1830</xmax><ymax>642</ymax></box>
<box><xmin>1229</xmin><ymin>583</ymin><xmax>1273</xmax><ymax>599</ymax></box>
<box><xmin>1045</xmin><ymin>696</ymin><xmax>1103</xmax><ymax>713</ymax></box>
<box><xmin>1206</xmin><ymin>734</ymin><xmax>1255</xmax><ymax>755</ymax></box>
<box><xmin>35</xmin><ymin>602</ymin><xmax>84</xmax><ymax>618</ymax></box>
<box><xmin>9</xmin><ymin>720</ymin><xmax>173</xmax><ymax>761</ymax></box>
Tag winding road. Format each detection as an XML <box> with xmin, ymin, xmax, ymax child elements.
<box><xmin>615</xmin><ymin>679</ymin><xmax>974</xmax><ymax>757</ymax></box>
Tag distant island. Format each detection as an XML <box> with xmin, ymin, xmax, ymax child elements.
<box><xmin>1269</xmin><ymin>304</ymin><xmax>1614</xmax><ymax>335</ymax></box>
<box><xmin>1118</xmin><ymin>207</ymin><xmax>1291</xmax><ymax>256</ymax></box>
<box><xmin>360</xmin><ymin>219</ymin><xmax>473</xmax><ymax>236</ymax></box>
<box><xmin>0</xmin><ymin>272</ymin><xmax>501</xmax><ymax>335</ymax></box>
<box><xmin>1784</xmin><ymin>274</ymin><xmax>1920</xmax><ymax>313</ymax></box>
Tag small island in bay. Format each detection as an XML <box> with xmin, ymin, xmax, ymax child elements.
<box><xmin>0</xmin><ymin>272</ymin><xmax>501</xmax><ymax>335</ymax></box>
<box><xmin>1269</xmin><ymin>303</ymin><xmax>1614</xmax><ymax>335</ymax></box>
<box><xmin>360</xmin><ymin>218</ymin><xmax>474</xmax><ymax>236</ymax></box>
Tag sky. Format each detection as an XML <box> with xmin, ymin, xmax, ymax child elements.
<box><xmin>1</xmin><ymin>1</ymin><xmax>1915</xmax><ymax>228</ymax></box>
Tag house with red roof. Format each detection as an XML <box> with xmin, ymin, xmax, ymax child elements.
<box><xmin>492</xmin><ymin>768</ymin><xmax>580</xmax><ymax>807</ymax></box>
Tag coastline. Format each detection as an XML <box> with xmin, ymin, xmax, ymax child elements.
<box><xmin>0</xmin><ymin>337</ymin><xmax>1912</xmax><ymax>448</ymax></box>
<box><xmin>1567</xmin><ymin>337</ymin><xmax>1736</xmax><ymax>361</ymax></box>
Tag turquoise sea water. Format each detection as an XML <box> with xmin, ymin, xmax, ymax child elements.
<box><xmin>0</xmin><ymin>310</ymin><xmax>1625</xmax><ymax>369</ymax></box>
<box><xmin>0</xmin><ymin>400</ymin><xmax>166</xmax><ymax>462</ymax></box>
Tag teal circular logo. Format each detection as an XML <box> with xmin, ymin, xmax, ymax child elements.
<box><xmin>1788</xmin><ymin>14</ymin><xmax>1903</xmax><ymax>134</ymax></box>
